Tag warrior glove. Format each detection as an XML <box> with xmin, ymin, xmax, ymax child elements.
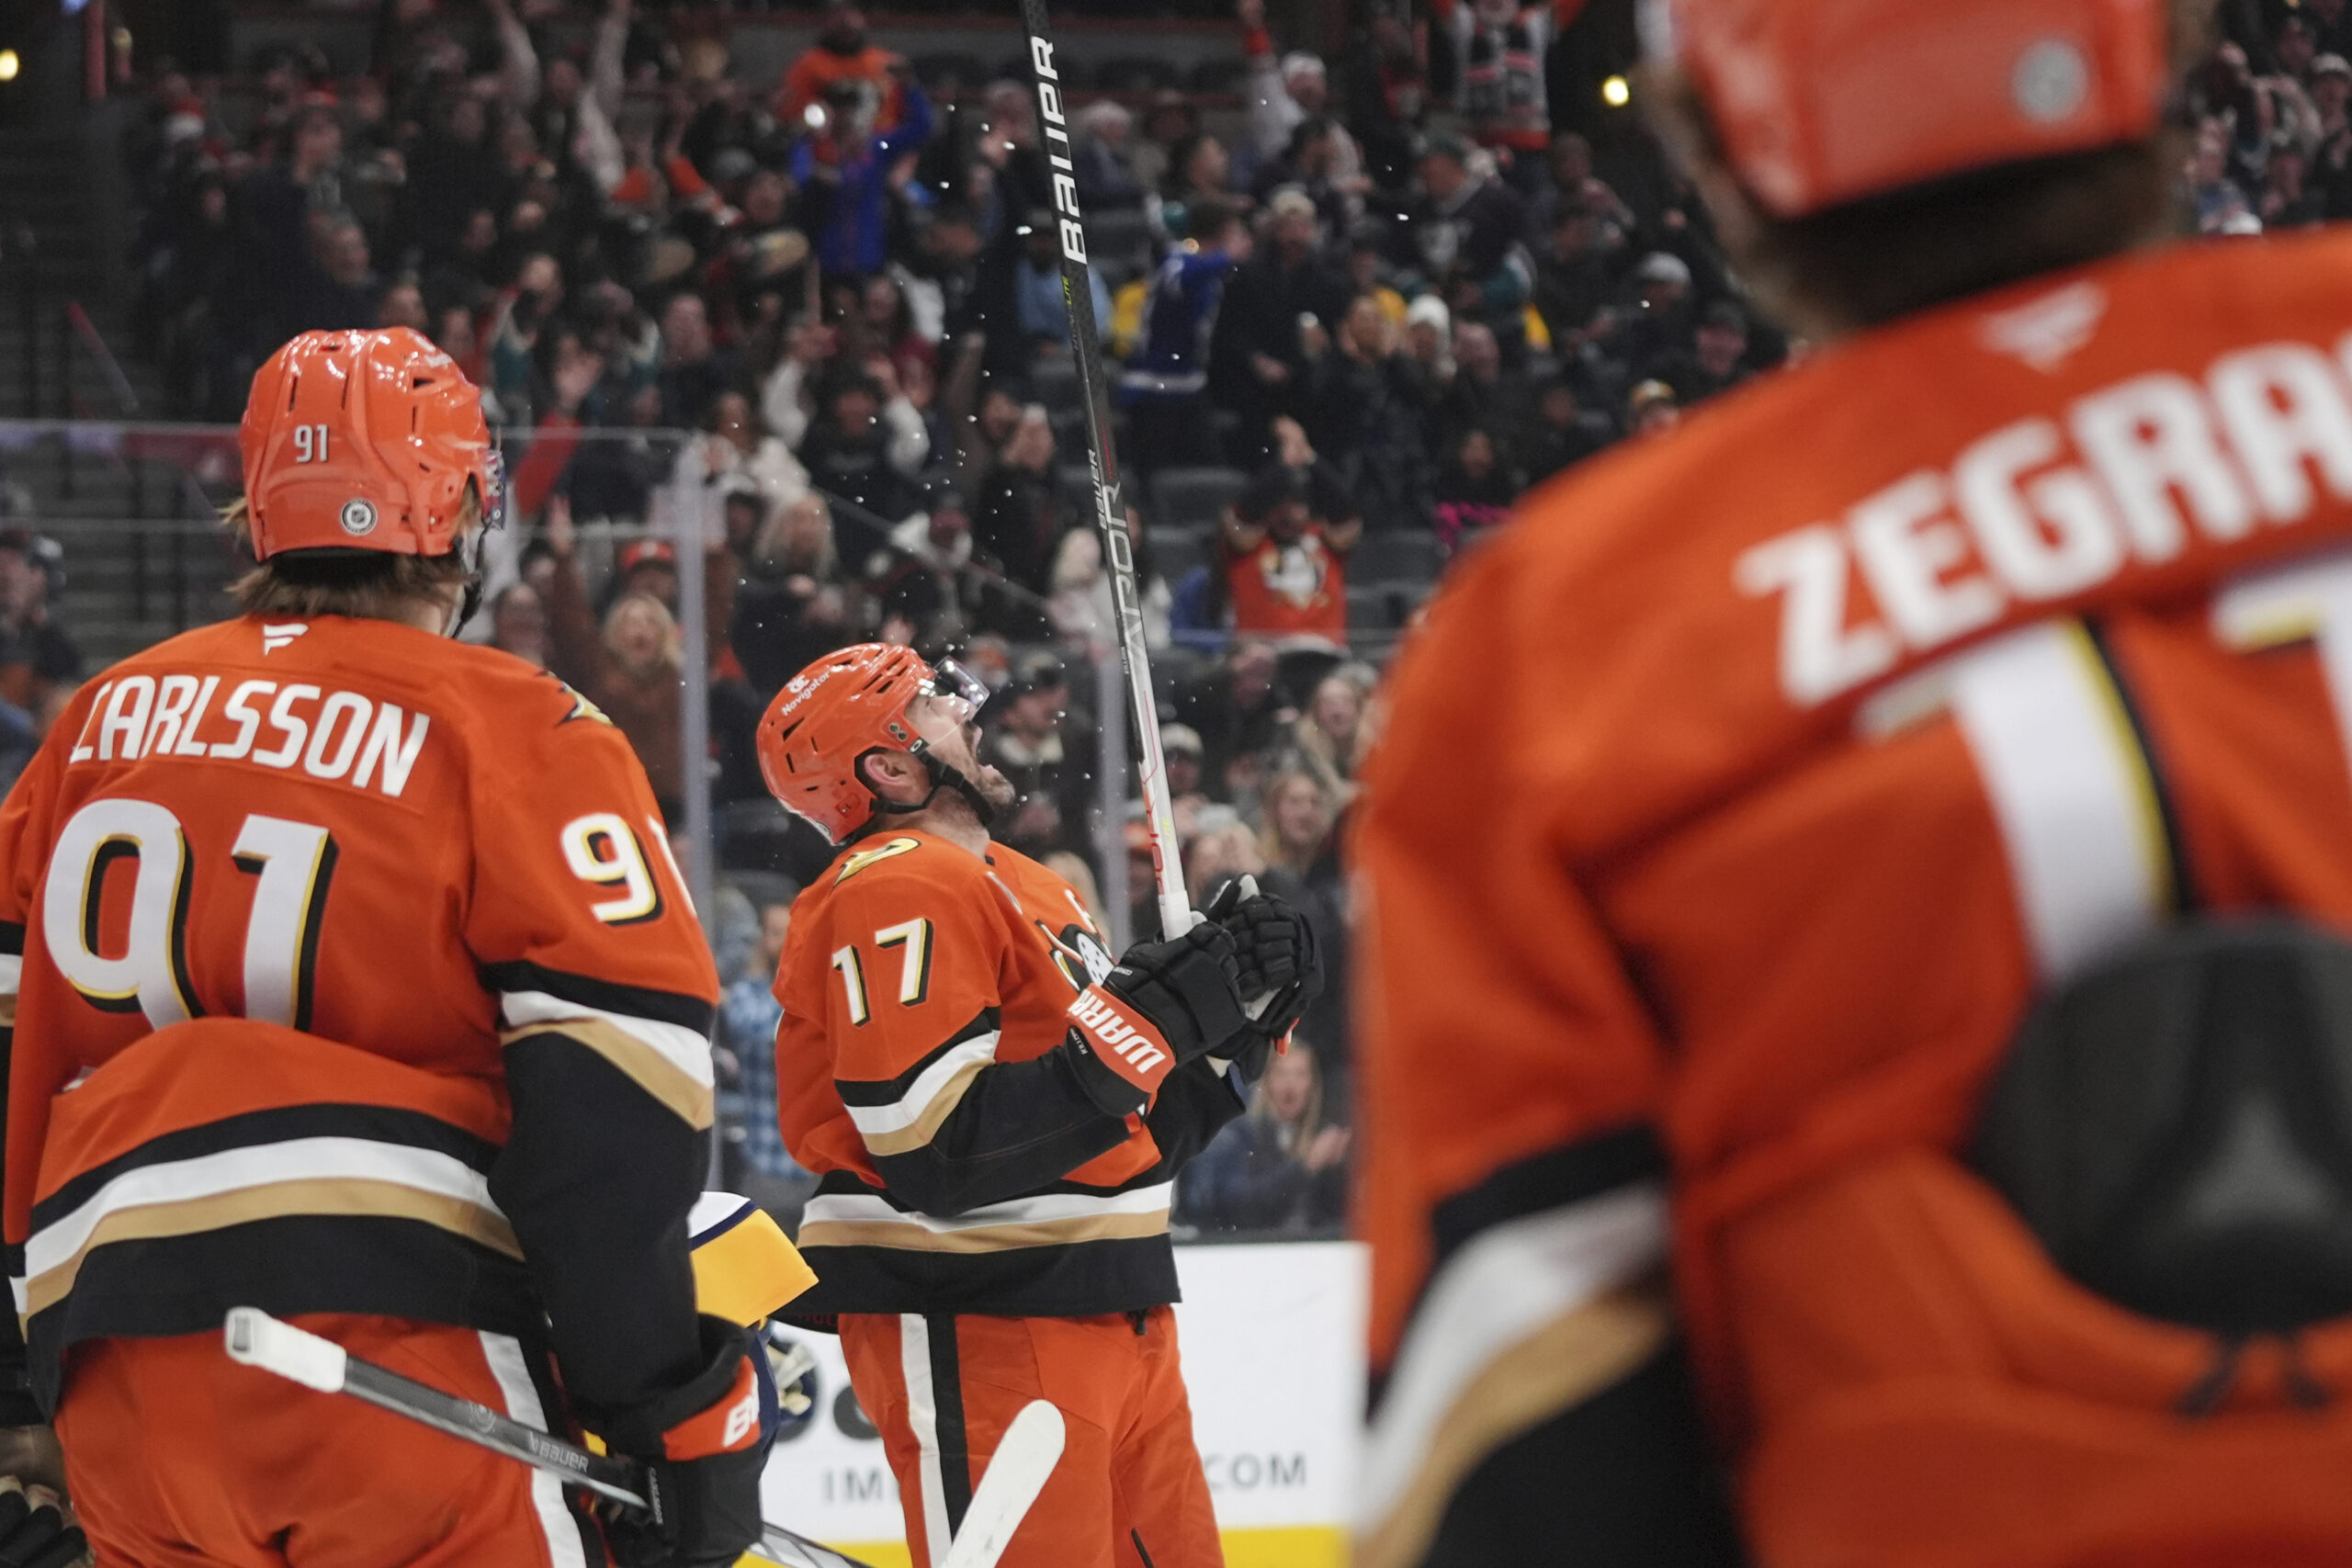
<box><xmin>1066</xmin><ymin>922</ymin><xmax>1250</xmax><ymax>1116</ymax></box>
<box><xmin>1203</xmin><ymin>874</ymin><xmax>1323</xmax><ymax>1079</ymax></box>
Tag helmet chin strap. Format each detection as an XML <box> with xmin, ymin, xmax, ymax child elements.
<box><xmin>922</xmin><ymin>752</ymin><xmax>1001</xmax><ymax>829</ymax></box>
<box><xmin>443</xmin><ymin>525</ymin><xmax>488</xmax><ymax>637</ymax></box>
<box><xmin>860</xmin><ymin>748</ymin><xmax>999</xmax><ymax>833</ymax></box>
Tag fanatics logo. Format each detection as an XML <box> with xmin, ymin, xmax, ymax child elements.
<box><xmin>1978</xmin><ymin>282</ymin><xmax>2109</xmax><ymax>373</ymax></box>
<box><xmin>339</xmin><ymin>499</ymin><xmax>379</xmax><ymax>536</ymax></box>
<box><xmin>261</xmin><ymin>623</ymin><xmax>309</xmax><ymax>656</ymax></box>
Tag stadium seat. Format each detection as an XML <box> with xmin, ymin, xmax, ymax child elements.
<box><xmin>1032</xmin><ymin>357</ymin><xmax>1085</xmax><ymax>412</ymax></box>
<box><xmin>1347</xmin><ymin>585</ymin><xmax>1399</xmax><ymax>632</ymax></box>
<box><xmin>1149</xmin><ymin>466</ymin><xmax>1247</xmax><ymax>529</ymax></box>
<box><xmin>910</xmin><ymin>53</ymin><xmax>990</xmax><ymax>92</ymax></box>
<box><xmin>1082</xmin><ymin>209</ymin><xmax>1154</xmax><ymax>281</ymax></box>
<box><xmin>996</xmin><ymin>54</ymin><xmax>1088</xmax><ymax>89</ymax></box>
<box><xmin>1148</xmin><ymin>525</ymin><xmax>1209</xmax><ymax>582</ymax></box>
<box><xmin>724</xmin><ymin>868</ymin><xmax>800</xmax><ymax>916</ymax></box>
<box><xmin>1094</xmin><ymin>56</ymin><xmax>1181</xmax><ymax>93</ymax></box>
<box><xmin>722</xmin><ymin>798</ymin><xmax>834</xmax><ymax>883</ymax></box>
<box><xmin>1351</xmin><ymin>531</ymin><xmax>1442</xmax><ymax>586</ymax></box>
<box><xmin>1187</xmin><ymin>58</ymin><xmax>1248</xmax><ymax>95</ymax></box>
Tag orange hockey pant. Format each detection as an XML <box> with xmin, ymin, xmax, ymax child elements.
<box><xmin>54</xmin><ymin>1316</ymin><xmax>605</xmax><ymax>1568</ymax></box>
<box><xmin>838</xmin><ymin>1306</ymin><xmax>1222</xmax><ymax>1568</ymax></box>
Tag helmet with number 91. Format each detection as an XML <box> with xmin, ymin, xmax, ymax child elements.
<box><xmin>757</xmin><ymin>644</ymin><xmax>994</xmax><ymax>844</ymax></box>
<box><xmin>239</xmin><ymin>328</ymin><xmax>504</xmax><ymax>560</ymax></box>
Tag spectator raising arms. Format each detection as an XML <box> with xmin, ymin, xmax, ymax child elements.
<box><xmin>541</xmin><ymin>494</ymin><xmax>723</xmax><ymax>823</ymax></box>
<box><xmin>1211</xmin><ymin>187</ymin><xmax>1353</xmax><ymax>466</ymax></box>
<box><xmin>1122</xmin><ymin>197</ymin><xmax>1253</xmax><ymax>473</ymax></box>
<box><xmin>1220</xmin><ymin>453</ymin><xmax>1363</xmax><ymax>652</ymax></box>
<box><xmin>731</xmin><ymin>494</ymin><xmax>862</xmax><ymax>695</ymax></box>
<box><xmin>775</xmin><ymin>2</ymin><xmax>904</xmax><ymax>136</ymax></box>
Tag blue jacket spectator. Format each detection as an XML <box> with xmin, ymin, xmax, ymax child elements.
<box><xmin>793</xmin><ymin>75</ymin><xmax>933</xmax><ymax>278</ymax></box>
<box><xmin>1120</xmin><ymin>197</ymin><xmax>1252</xmax><ymax>471</ymax></box>
<box><xmin>715</xmin><ymin>897</ymin><xmax>820</xmax><ymax>1224</ymax></box>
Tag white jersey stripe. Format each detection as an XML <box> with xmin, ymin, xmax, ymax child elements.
<box><xmin>845</xmin><ymin>1035</ymin><xmax>1002</xmax><ymax>1137</ymax></box>
<box><xmin>1950</xmin><ymin>620</ymin><xmax>2167</xmax><ymax>981</ymax></box>
<box><xmin>479</xmin><ymin>1331</ymin><xmax>591</xmax><ymax>1568</ymax></box>
<box><xmin>802</xmin><ymin>1180</ymin><xmax>1175</xmax><ymax>1236</ymax></box>
<box><xmin>26</xmin><ymin>1136</ymin><xmax>503</xmax><ymax>1281</ymax></box>
<box><xmin>903</xmin><ymin>1314</ymin><xmax>954</xmax><ymax>1568</ymax></box>
<box><xmin>498</xmin><ymin>990</ymin><xmax>714</xmax><ymax>1089</ymax></box>
<box><xmin>1358</xmin><ymin>1183</ymin><xmax>1668</xmax><ymax>1535</ymax></box>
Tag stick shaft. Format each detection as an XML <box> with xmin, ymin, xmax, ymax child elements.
<box><xmin>335</xmin><ymin>1357</ymin><xmax>650</xmax><ymax>1508</ymax></box>
<box><xmin>1020</xmin><ymin>6</ymin><xmax>1193</xmax><ymax>939</ymax></box>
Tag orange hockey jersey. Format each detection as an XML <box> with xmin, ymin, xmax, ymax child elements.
<box><xmin>0</xmin><ymin>614</ymin><xmax>719</xmax><ymax>1421</ymax></box>
<box><xmin>775</xmin><ymin>830</ymin><xmax>1243</xmax><ymax>1319</ymax></box>
<box><xmin>1357</xmin><ymin>230</ymin><xmax>2352</xmax><ymax>1568</ymax></box>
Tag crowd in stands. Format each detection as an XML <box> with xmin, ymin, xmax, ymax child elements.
<box><xmin>70</xmin><ymin>0</ymin><xmax>2334</xmax><ymax>1235</ymax></box>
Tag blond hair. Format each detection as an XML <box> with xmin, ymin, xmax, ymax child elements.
<box><xmin>1258</xmin><ymin>761</ymin><xmax>1337</xmax><ymax>876</ymax></box>
<box><xmin>602</xmin><ymin>592</ymin><xmax>684</xmax><ymax>674</ymax></box>
<box><xmin>222</xmin><ymin>491</ymin><xmax>478</xmax><ymax>621</ymax></box>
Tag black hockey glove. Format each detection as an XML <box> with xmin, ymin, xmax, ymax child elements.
<box><xmin>0</xmin><ymin>1476</ymin><xmax>87</xmax><ymax>1568</ymax></box>
<box><xmin>1065</xmin><ymin>921</ymin><xmax>1250</xmax><ymax>1115</ymax></box>
<box><xmin>591</xmin><ymin>1318</ymin><xmax>768</xmax><ymax>1568</ymax></box>
<box><xmin>1203</xmin><ymin>874</ymin><xmax>1323</xmax><ymax>1080</ymax></box>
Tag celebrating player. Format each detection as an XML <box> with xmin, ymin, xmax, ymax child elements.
<box><xmin>1357</xmin><ymin>1</ymin><xmax>2352</xmax><ymax>1564</ymax></box>
<box><xmin>760</xmin><ymin>643</ymin><xmax>1317</xmax><ymax>1568</ymax></box>
<box><xmin>0</xmin><ymin>329</ymin><xmax>763</xmax><ymax>1566</ymax></box>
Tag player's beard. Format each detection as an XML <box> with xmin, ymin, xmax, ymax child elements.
<box><xmin>974</xmin><ymin>765</ymin><xmax>1018</xmax><ymax>812</ymax></box>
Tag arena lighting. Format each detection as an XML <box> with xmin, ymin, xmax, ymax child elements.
<box><xmin>1601</xmin><ymin>73</ymin><xmax>1632</xmax><ymax>107</ymax></box>
<box><xmin>0</xmin><ymin>51</ymin><xmax>18</xmax><ymax>83</ymax></box>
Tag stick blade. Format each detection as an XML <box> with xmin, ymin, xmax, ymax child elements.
<box><xmin>754</xmin><ymin>1523</ymin><xmax>883</xmax><ymax>1568</ymax></box>
<box><xmin>938</xmin><ymin>1399</ymin><xmax>1066</xmax><ymax>1568</ymax></box>
<box><xmin>223</xmin><ymin>1306</ymin><xmax>349</xmax><ymax>1393</ymax></box>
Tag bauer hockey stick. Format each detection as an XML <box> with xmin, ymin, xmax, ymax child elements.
<box><xmin>1020</xmin><ymin>3</ymin><xmax>1193</xmax><ymax>941</ymax></box>
<box><xmin>224</xmin><ymin>1309</ymin><xmax>1063</xmax><ymax>1568</ymax></box>
<box><xmin>222</xmin><ymin>1309</ymin><xmax>871</xmax><ymax>1568</ymax></box>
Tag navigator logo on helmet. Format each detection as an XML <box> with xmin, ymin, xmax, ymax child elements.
<box><xmin>1642</xmin><ymin>0</ymin><xmax>2170</xmax><ymax>219</ymax></box>
<box><xmin>757</xmin><ymin>644</ymin><xmax>998</xmax><ymax>844</ymax></box>
<box><xmin>238</xmin><ymin>328</ymin><xmax>505</xmax><ymax>624</ymax></box>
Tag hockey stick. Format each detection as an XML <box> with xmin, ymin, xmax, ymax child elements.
<box><xmin>222</xmin><ymin>1309</ymin><xmax>872</xmax><ymax>1568</ymax></box>
<box><xmin>1021</xmin><ymin>4</ymin><xmax>1193</xmax><ymax>941</ymax></box>
<box><xmin>941</xmin><ymin>1398</ymin><xmax>1066</xmax><ymax>1568</ymax></box>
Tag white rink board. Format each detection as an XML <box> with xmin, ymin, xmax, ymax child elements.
<box><xmin>759</xmin><ymin>1241</ymin><xmax>1369</xmax><ymax>1546</ymax></box>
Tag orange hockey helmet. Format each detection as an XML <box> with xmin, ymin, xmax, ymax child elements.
<box><xmin>239</xmin><ymin>328</ymin><xmax>503</xmax><ymax>560</ymax></box>
<box><xmin>1647</xmin><ymin>0</ymin><xmax>2170</xmax><ymax>218</ymax></box>
<box><xmin>757</xmin><ymin>644</ymin><xmax>995</xmax><ymax>843</ymax></box>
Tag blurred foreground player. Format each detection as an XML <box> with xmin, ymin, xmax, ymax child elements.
<box><xmin>0</xmin><ymin>329</ymin><xmax>763</xmax><ymax>1566</ymax></box>
<box><xmin>759</xmin><ymin>644</ymin><xmax>1318</xmax><ymax>1568</ymax></box>
<box><xmin>1357</xmin><ymin>1</ymin><xmax>2352</xmax><ymax>1564</ymax></box>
